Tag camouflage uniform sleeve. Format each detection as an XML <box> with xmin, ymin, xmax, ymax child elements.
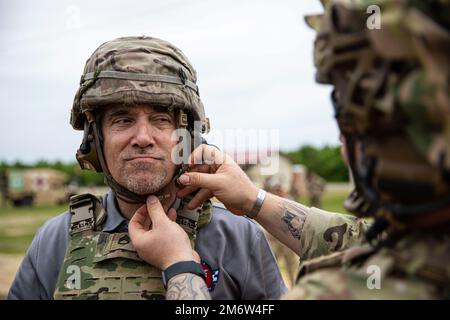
<box><xmin>283</xmin><ymin>254</ymin><xmax>441</xmax><ymax>300</ymax></box>
<box><xmin>283</xmin><ymin>267</ymin><xmax>355</xmax><ymax>300</ymax></box>
<box><xmin>299</xmin><ymin>207</ymin><xmax>371</xmax><ymax>262</ymax></box>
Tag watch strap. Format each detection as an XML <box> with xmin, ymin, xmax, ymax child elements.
<box><xmin>162</xmin><ymin>261</ymin><xmax>206</xmax><ymax>289</ymax></box>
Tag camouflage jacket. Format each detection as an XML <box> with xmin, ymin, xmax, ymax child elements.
<box><xmin>285</xmin><ymin>231</ymin><xmax>450</xmax><ymax>299</ymax></box>
<box><xmin>297</xmin><ymin>206</ymin><xmax>371</xmax><ymax>262</ymax></box>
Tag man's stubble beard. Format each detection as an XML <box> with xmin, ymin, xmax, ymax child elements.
<box><xmin>117</xmin><ymin>161</ymin><xmax>172</xmax><ymax>195</ymax></box>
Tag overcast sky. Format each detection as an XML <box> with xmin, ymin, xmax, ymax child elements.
<box><xmin>0</xmin><ymin>0</ymin><xmax>338</xmax><ymax>164</ymax></box>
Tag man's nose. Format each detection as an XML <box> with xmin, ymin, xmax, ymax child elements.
<box><xmin>132</xmin><ymin>121</ymin><xmax>155</xmax><ymax>148</ymax></box>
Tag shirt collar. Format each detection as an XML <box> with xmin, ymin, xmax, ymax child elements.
<box><xmin>102</xmin><ymin>190</ymin><xmax>128</xmax><ymax>232</ymax></box>
<box><xmin>100</xmin><ymin>191</ymin><xmax>184</xmax><ymax>232</ymax></box>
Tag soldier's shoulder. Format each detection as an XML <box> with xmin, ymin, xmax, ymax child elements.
<box><xmin>285</xmin><ymin>264</ymin><xmax>439</xmax><ymax>300</ymax></box>
<box><xmin>299</xmin><ymin>206</ymin><xmax>371</xmax><ymax>261</ymax></box>
<box><xmin>288</xmin><ymin>233</ymin><xmax>450</xmax><ymax>299</ymax></box>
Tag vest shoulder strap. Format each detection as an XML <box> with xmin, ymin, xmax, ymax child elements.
<box><xmin>69</xmin><ymin>193</ymin><xmax>106</xmax><ymax>235</ymax></box>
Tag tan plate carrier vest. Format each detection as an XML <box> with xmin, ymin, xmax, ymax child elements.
<box><xmin>54</xmin><ymin>193</ymin><xmax>211</xmax><ymax>300</ymax></box>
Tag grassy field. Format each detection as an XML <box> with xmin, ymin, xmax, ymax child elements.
<box><xmin>0</xmin><ymin>204</ymin><xmax>68</xmax><ymax>299</ymax></box>
<box><xmin>0</xmin><ymin>204</ymin><xmax>68</xmax><ymax>255</ymax></box>
<box><xmin>0</xmin><ymin>189</ymin><xmax>350</xmax><ymax>298</ymax></box>
<box><xmin>312</xmin><ymin>190</ymin><xmax>350</xmax><ymax>214</ymax></box>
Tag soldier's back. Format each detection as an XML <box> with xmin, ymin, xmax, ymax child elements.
<box><xmin>284</xmin><ymin>232</ymin><xmax>450</xmax><ymax>299</ymax></box>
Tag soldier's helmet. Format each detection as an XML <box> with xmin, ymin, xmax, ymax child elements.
<box><xmin>70</xmin><ymin>36</ymin><xmax>210</xmax><ymax>203</ymax></box>
<box><xmin>306</xmin><ymin>1</ymin><xmax>450</xmax><ymax>235</ymax></box>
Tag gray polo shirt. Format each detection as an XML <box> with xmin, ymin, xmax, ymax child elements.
<box><xmin>7</xmin><ymin>191</ymin><xmax>286</xmax><ymax>300</ymax></box>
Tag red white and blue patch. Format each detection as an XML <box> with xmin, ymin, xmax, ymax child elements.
<box><xmin>201</xmin><ymin>260</ymin><xmax>220</xmax><ymax>291</ymax></box>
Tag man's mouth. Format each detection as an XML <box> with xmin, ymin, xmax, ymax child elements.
<box><xmin>125</xmin><ymin>155</ymin><xmax>165</xmax><ymax>161</ymax></box>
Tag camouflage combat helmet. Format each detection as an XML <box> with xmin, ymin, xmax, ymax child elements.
<box><xmin>71</xmin><ymin>36</ymin><xmax>210</xmax><ymax>203</ymax></box>
<box><xmin>306</xmin><ymin>1</ymin><xmax>450</xmax><ymax>234</ymax></box>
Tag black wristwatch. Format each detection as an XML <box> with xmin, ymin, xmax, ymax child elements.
<box><xmin>162</xmin><ymin>261</ymin><xmax>206</xmax><ymax>289</ymax></box>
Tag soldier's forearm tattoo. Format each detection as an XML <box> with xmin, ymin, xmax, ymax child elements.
<box><xmin>165</xmin><ymin>273</ymin><xmax>211</xmax><ymax>300</ymax></box>
<box><xmin>280</xmin><ymin>200</ymin><xmax>308</xmax><ymax>240</ymax></box>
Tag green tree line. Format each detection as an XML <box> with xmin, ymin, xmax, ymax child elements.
<box><xmin>286</xmin><ymin>145</ymin><xmax>348</xmax><ymax>182</ymax></box>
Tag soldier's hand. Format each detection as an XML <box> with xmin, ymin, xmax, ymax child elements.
<box><xmin>129</xmin><ymin>195</ymin><xmax>197</xmax><ymax>270</ymax></box>
<box><xmin>176</xmin><ymin>144</ymin><xmax>259</xmax><ymax>216</ymax></box>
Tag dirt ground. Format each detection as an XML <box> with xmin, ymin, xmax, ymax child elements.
<box><xmin>0</xmin><ymin>254</ymin><xmax>23</xmax><ymax>299</ymax></box>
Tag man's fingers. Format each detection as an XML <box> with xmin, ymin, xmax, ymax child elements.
<box><xmin>178</xmin><ymin>172</ymin><xmax>217</xmax><ymax>191</ymax></box>
<box><xmin>167</xmin><ymin>208</ymin><xmax>177</xmax><ymax>222</ymax></box>
<box><xmin>162</xmin><ymin>193</ymin><xmax>177</xmax><ymax>213</ymax></box>
<box><xmin>187</xmin><ymin>144</ymin><xmax>224</xmax><ymax>167</ymax></box>
<box><xmin>143</xmin><ymin>214</ymin><xmax>152</xmax><ymax>230</ymax></box>
<box><xmin>187</xmin><ymin>188</ymin><xmax>214</xmax><ymax>210</ymax></box>
<box><xmin>187</xmin><ymin>144</ymin><xmax>235</xmax><ymax>168</ymax></box>
<box><xmin>176</xmin><ymin>185</ymin><xmax>200</xmax><ymax>198</ymax></box>
<box><xmin>145</xmin><ymin>195</ymin><xmax>167</xmax><ymax>227</ymax></box>
<box><xmin>128</xmin><ymin>205</ymin><xmax>148</xmax><ymax>240</ymax></box>
<box><xmin>189</xmin><ymin>163</ymin><xmax>212</xmax><ymax>174</ymax></box>
<box><xmin>192</xmin><ymin>250</ymin><xmax>201</xmax><ymax>263</ymax></box>
<box><xmin>129</xmin><ymin>205</ymin><xmax>147</xmax><ymax>230</ymax></box>
<box><xmin>188</xmin><ymin>144</ymin><xmax>206</xmax><ymax>167</ymax></box>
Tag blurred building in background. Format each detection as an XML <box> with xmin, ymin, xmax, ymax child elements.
<box><xmin>0</xmin><ymin>168</ymin><xmax>74</xmax><ymax>207</ymax></box>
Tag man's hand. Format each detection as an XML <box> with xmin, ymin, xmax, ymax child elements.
<box><xmin>128</xmin><ymin>195</ymin><xmax>197</xmax><ymax>270</ymax></box>
<box><xmin>176</xmin><ymin>144</ymin><xmax>259</xmax><ymax>215</ymax></box>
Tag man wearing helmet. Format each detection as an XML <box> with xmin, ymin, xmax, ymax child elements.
<box><xmin>143</xmin><ymin>0</ymin><xmax>450</xmax><ymax>299</ymax></box>
<box><xmin>7</xmin><ymin>36</ymin><xmax>286</xmax><ymax>300</ymax></box>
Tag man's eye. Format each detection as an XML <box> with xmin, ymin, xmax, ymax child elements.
<box><xmin>113</xmin><ymin>118</ymin><xmax>132</xmax><ymax>125</ymax></box>
<box><xmin>154</xmin><ymin>117</ymin><xmax>171</xmax><ymax>123</ymax></box>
